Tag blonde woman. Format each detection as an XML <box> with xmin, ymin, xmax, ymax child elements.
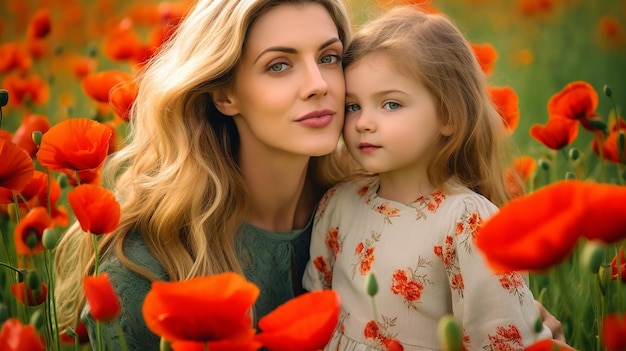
<box><xmin>55</xmin><ymin>0</ymin><xmax>353</xmax><ymax>349</ymax></box>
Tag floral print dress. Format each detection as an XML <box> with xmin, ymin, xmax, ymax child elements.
<box><xmin>303</xmin><ymin>177</ymin><xmax>551</xmax><ymax>351</ymax></box>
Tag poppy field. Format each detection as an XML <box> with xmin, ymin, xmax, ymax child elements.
<box><xmin>1</xmin><ymin>0</ymin><xmax>626</xmax><ymax>350</ymax></box>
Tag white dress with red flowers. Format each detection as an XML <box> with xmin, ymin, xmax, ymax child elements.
<box><xmin>303</xmin><ymin>177</ymin><xmax>551</xmax><ymax>351</ymax></box>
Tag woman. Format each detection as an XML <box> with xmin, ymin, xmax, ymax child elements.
<box><xmin>55</xmin><ymin>0</ymin><xmax>353</xmax><ymax>349</ymax></box>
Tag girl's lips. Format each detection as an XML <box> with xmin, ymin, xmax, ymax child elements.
<box><xmin>358</xmin><ymin>143</ymin><xmax>380</xmax><ymax>153</ymax></box>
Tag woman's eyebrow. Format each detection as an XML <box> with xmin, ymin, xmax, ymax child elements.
<box><xmin>254</xmin><ymin>37</ymin><xmax>341</xmax><ymax>64</ymax></box>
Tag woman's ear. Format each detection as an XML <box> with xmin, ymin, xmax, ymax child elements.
<box><xmin>440</xmin><ymin>123</ymin><xmax>454</xmax><ymax>136</ymax></box>
<box><xmin>211</xmin><ymin>89</ymin><xmax>239</xmax><ymax>116</ymax></box>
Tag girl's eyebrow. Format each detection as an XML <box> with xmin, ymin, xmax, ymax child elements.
<box><xmin>253</xmin><ymin>37</ymin><xmax>341</xmax><ymax>64</ymax></box>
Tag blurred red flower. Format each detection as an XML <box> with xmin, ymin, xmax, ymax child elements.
<box><xmin>610</xmin><ymin>247</ymin><xmax>626</xmax><ymax>283</ymax></box>
<box><xmin>476</xmin><ymin>180</ymin><xmax>626</xmax><ymax>272</ymax></box>
<box><xmin>530</xmin><ymin>117</ymin><xmax>578</xmax><ymax>150</ymax></box>
<box><xmin>81</xmin><ymin>70</ymin><xmax>133</xmax><ymax>104</ymax></box>
<box><xmin>67</xmin><ymin>184</ymin><xmax>120</xmax><ymax>235</ymax></box>
<box><xmin>0</xmin><ymin>139</ymin><xmax>34</xmax><ymax>204</ymax></box>
<box><xmin>0</xmin><ymin>42</ymin><xmax>32</xmax><ymax>73</ymax></box>
<box><xmin>11</xmin><ymin>281</ymin><xmax>48</xmax><ymax>306</ymax></box>
<box><xmin>102</xmin><ymin>18</ymin><xmax>142</xmax><ymax>61</ymax></box>
<box><xmin>83</xmin><ymin>274</ymin><xmax>121</xmax><ymax>322</ymax></box>
<box><xmin>11</xmin><ymin>113</ymin><xmax>50</xmax><ymax>157</ymax></box>
<box><xmin>524</xmin><ymin>339</ymin><xmax>576</xmax><ymax>350</ymax></box>
<box><xmin>27</xmin><ymin>8</ymin><xmax>52</xmax><ymax>39</ymax></box>
<box><xmin>110</xmin><ymin>79</ymin><xmax>138</xmax><ymax>122</ymax></box>
<box><xmin>142</xmin><ymin>273</ymin><xmax>261</xmax><ymax>349</ymax></box>
<box><xmin>36</xmin><ymin>118</ymin><xmax>112</xmax><ymax>173</ymax></box>
<box><xmin>488</xmin><ymin>86</ymin><xmax>519</xmax><ymax>132</ymax></box>
<box><xmin>602</xmin><ymin>312</ymin><xmax>626</xmax><ymax>351</ymax></box>
<box><xmin>472</xmin><ymin>43</ymin><xmax>498</xmax><ymax>75</ymax></box>
<box><xmin>2</xmin><ymin>74</ymin><xmax>49</xmax><ymax>106</ymax></box>
<box><xmin>548</xmin><ymin>81</ymin><xmax>599</xmax><ymax>131</ymax></box>
<box><xmin>592</xmin><ymin>118</ymin><xmax>626</xmax><ymax>164</ymax></box>
<box><xmin>255</xmin><ymin>290</ymin><xmax>341</xmax><ymax>351</ymax></box>
<box><xmin>505</xmin><ymin>156</ymin><xmax>537</xmax><ymax>199</ymax></box>
<box><xmin>0</xmin><ymin>318</ymin><xmax>45</xmax><ymax>351</ymax></box>
<box><xmin>13</xmin><ymin>207</ymin><xmax>53</xmax><ymax>256</ymax></box>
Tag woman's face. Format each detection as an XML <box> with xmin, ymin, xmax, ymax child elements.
<box><xmin>227</xmin><ymin>3</ymin><xmax>345</xmax><ymax>157</ymax></box>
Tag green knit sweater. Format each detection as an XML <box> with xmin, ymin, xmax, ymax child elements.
<box><xmin>80</xmin><ymin>220</ymin><xmax>312</xmax><ymax>350</ymax></box>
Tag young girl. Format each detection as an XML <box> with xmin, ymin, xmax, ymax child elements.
<box><xmin>303</xmin><ymin>6</ymin><xmax>552</xmax><ymax>351</ymax></box>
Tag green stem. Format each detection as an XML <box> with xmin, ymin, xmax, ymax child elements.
<box><xmin>45</xmin><ymin>250</ymin><xmax>60</xmax><ymax>351</ymax></box>
<box><xmin>92</xmin><ymin>234</ymin><xmax>100</xmax><ymax>276</ymax></box>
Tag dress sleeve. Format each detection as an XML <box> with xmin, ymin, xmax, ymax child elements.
<box><xmin>302</xmin><ymin>186</ymin><xmax>341</xmax><ymax>291</ymax></box>
<box><xmin>445</xmin><ymin>195</ymin><xmax>552</xmax><ymax>350</ymax></box>
<box><xmin>81</xmin><ymin>234</ymin><xmax>168</xmax><ymax>351</ymax></box>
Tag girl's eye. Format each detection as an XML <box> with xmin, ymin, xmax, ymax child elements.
<box><xmin>268</xmin><ymin>62</ymin><xmax>288</xmax><ymax>73</ymax></box>
<box><xmin>345</xmin><ymin>103</ymin><xmax>360</xmax><ymax>113</ymax></box>
<box><xmin>320</xmin><ymin>54</ymin><xmax>340</xmax><ymax>64</ymax></box>
<box><xmin>383</xmin><ymin>101</ymin><xmax>401</xmax><ymax>110</ymax></box>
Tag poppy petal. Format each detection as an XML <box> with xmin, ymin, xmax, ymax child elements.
<box><xmin>67</xmin><ymin>184</ymin><xmax>120</xmax><ymax>235</ymax></box>
<box><xmin>255</xmin><ymin>290</ymin><xmax>341</xmax><ymax>351</ymax></box>
<box><xmin>83</xmin><ymin>274</ymin><xmax>121</xmax><ymax>322</ymax></box>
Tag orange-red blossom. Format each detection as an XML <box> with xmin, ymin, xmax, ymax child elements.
<box><xmin>476</xmin><ymin>180</ymin><xmax>626</xmax><ymax>273</ymax></box>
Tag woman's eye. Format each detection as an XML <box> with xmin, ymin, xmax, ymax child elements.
<box><xmin>321</xmin><ymin>54</ymin><xmax>339</xmax><ymax>64</ymax></box>
<box><xmin>383</xmin><ymin>101</ymin><xmax>401</xmax><ymax>110</ymax></box>
<box><xmin>345</xmin><ymin>103</ymin><xmax>360</xmax><ymax>113</ymax></box>
<box><xmin>268</xmin><ymin>62</ymin><xmax>288</xmax><ymax>72</ymax></box>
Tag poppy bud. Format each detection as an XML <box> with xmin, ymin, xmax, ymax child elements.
<box><xmin>30</xmin><ymin>310</ymin><xmax>45</xmax><ymax>330</ymax></box>
<box><xmin>364</xmin><ymin>272</ymin><xmax>378</xmax><ymax>297</ymax></box>
<box><xmin>604</xmin><ymin>84</ymin><xmax>612</xmax><ymax>97</ymax></box>
<box><xmin>618</xmin><ymin>132</ymin><xmax>625</xmax><ymax>163</ymax></box>
<box><xmin>581</xmin><ymin>240</ymin><xmax>605</xmax><ymax>274</ymax></box>
<box><xmin>565</xmin><ymin>171</ymin><xmax>576</xmax><ymax>180</ymax></box>
<box><xmin>0</xmin><ymin>89</ymin><xmax>8</xmax><ymax>107</ymax></box>
<box><xmin>25</xmin><ymin>229</ymin><xmax>39</xmax><ymax>249</ymax></box>
<box><xmin>42</xmin><ymin>228</ymin><xmax>58</xmax><ymax>250</ymax></box>
<box><xmin>26</xmin><ymin>271</ymin><xmax>40</xmax><ymax>291</ymax></box>
<box><xmin>32</xmin><ymin>130</ymin><xmax>43</xmax><ymax>147</ymax></box>
<box><xmin>538</xmin><ymin>158</ymin><xmax>550</xmax><ymax>171</ymax></box>
<box><xmin>57</xmin><ymin>173</ymin><xmax>70</xmax><ymax>189</ymax></box>
<box><xmin>568</xmin><ymin>148</ymin><xmax>580</xmax><ymax>161</ymax></box>
<box><xmin>589</xmin><ymin>119</ymin><xmax>607</xmax><ymax>133</ymax></box>
<box><xmin>437</xmin><ymin>315</ymin><xmax>463</xmax><ymax>351</ymax></box>
<box><xmin>533</xmin><ymin>316</ymin><xmax>544</xmax><ymax>334</ymax></box>
<box><xmin>598</xmin><ymin>265</ymin><xmax>610</xmax><ymax>296</ymax></box>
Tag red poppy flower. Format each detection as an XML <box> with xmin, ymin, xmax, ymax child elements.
<box><xmin>11</xmin><ymin>281</ymin><xmax>48</xmax><ymax>306</ymax></box>
<box><xmin>110</xmin><ymin>79</ymin><xmax>138</xmax><ymax>122</ymax></box>
<box><xmin>36</xmin><ymin>118</ymin><xmax>112</xmax><ymax>173</ymax></box>
<box><xmin>505</xmin><ymin>156</ymin><xmax>537</xmax><ymax>199</ymax></box>
<box><xmin>27</xmin><ymin>8</ymin><xmax>52</xmax><ymax>39</ymax></box>
<box><xmin>602</xmin><ymin>312</ymin><xmax>626</xmax><ymax>351</ymax></box>
<box><xmin>518</xmin><ymin>0</ymin><xmax>555</xmax><ymax>17</ymax></box>
<box><xmin>592</xmin><ymin>119</ymin><xmax>626</xmax><ymax>164</ymax></box>
<box><xmin>13</xmin><ymin>207</ymin><xmax>53</xmax><ymax>256</ymax></box>
<box><xmin>548</xmin><ymin>81</ymin><xmax>599</xmax><ymax>130</ymax></box>
<box><xmin>103</xmin><ymin>19</ymin><xmax>142</xmax><ymax>61</ymax></box>
<box><xmin>67</xmin><ymin>184</ymin><xmax>120</xmax><ymax>235</ymax></box>
<box><xmin>0</xmin><ymin>42</ymin><xmax>32</xmax><ymax>73</ymax></box>
<box><xmin>476</xmin><ymin>180</ymin><xmax>626</xmax><ymax>273</ymax></box>
<box><xmin>0</xmin><ymin>139</ymin><xmax>34</xmax><ymax>204</ymax></box>
<box><xmin>530</xmin><ymin>117</ymin><xmax>578</xmax><ymax>150</ymax></box>
<box><xmin>472</xmin><ymin>43</ymin><xmax>498</xmax><ymax>75</ymax></box>
<box><xmin>68</xmin><ymin>55</ymin><xmax>97</xmax><ymax>79</ymax></box>
<box><xmin>2</xmin><ymin>74</ymin><xmax>50</xmax><ymax>106</ymax></box>
<box><xmin>81</xmin><ymin>70</ymin><xmax>133</xmax><ymax>104</ymax></box>
<box><xmin>59</xmin><ymin>321</ymin><xmax>89</xmax><ymax>345</ymax></box>
<box><xmin>524</xmin><ymin>339</ymin><xmax>576</xmax><ymax>350</ymax></box>
<box><xmin>595</xmin><ymin>15</ymin><xmax>626</xmax><ymax>50</ymax></box>
<box><xmin>12</xmin><ymin>113</ymin><xmax>50</xmax><ymax>157</ymax></box>
<box><xmin>255</xmin><ymin>290</ymin><xmax>341</xmax><ymax>351</ymax></box>
<box><xmin>488</xmin><ymin>86</ymin><xmax>519</xmax><ymax>132</ymax></box>
<box><xmin>1</xmin><ymin>170</ymin><xmax>46</xmax><ymax>207</ymax></box>
<box><xmin>0</xmin><ymin>318</ymin><xmax>46</xmax><ymax>351</ymax></box>
<box><xmin>83</xmin><ymin>273</ymin><xmax>121</xmax><ymax>322</ymax></box>
<box><xmin>610</xmin><ymin>247</ymin><xmax>626</xmax><ymax>283</ymax></box>
<box><xmin>142</xmin><ymin>273</ymin><xmax>260</xmax><ymax>346</ymax></box>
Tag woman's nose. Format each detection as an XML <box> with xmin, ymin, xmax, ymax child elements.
<box><xmin>301</xmin><ymin>61</ymin><xmax>328</xmax><ymax>99</ymax></box>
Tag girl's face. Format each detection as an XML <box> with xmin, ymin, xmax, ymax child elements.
<box><xmin>224</xmin><ymin>3</ymin><xmax>345</xmax><ymax>157</ymax></box>
<box><xmin>343</xmin><ymin>52</ymin><xmax>450</xmax><ymax>179</ymax></box>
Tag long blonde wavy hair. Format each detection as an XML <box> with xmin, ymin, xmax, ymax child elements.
<box><xmin>343</xmin><ymin>6</ymin><xmax>512</xmax><ymax>206</ymax></box>
<box><xmin>55</xmin><ymin>0</ymin><xmax>353</xmax><ymax>331</ymax></box>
